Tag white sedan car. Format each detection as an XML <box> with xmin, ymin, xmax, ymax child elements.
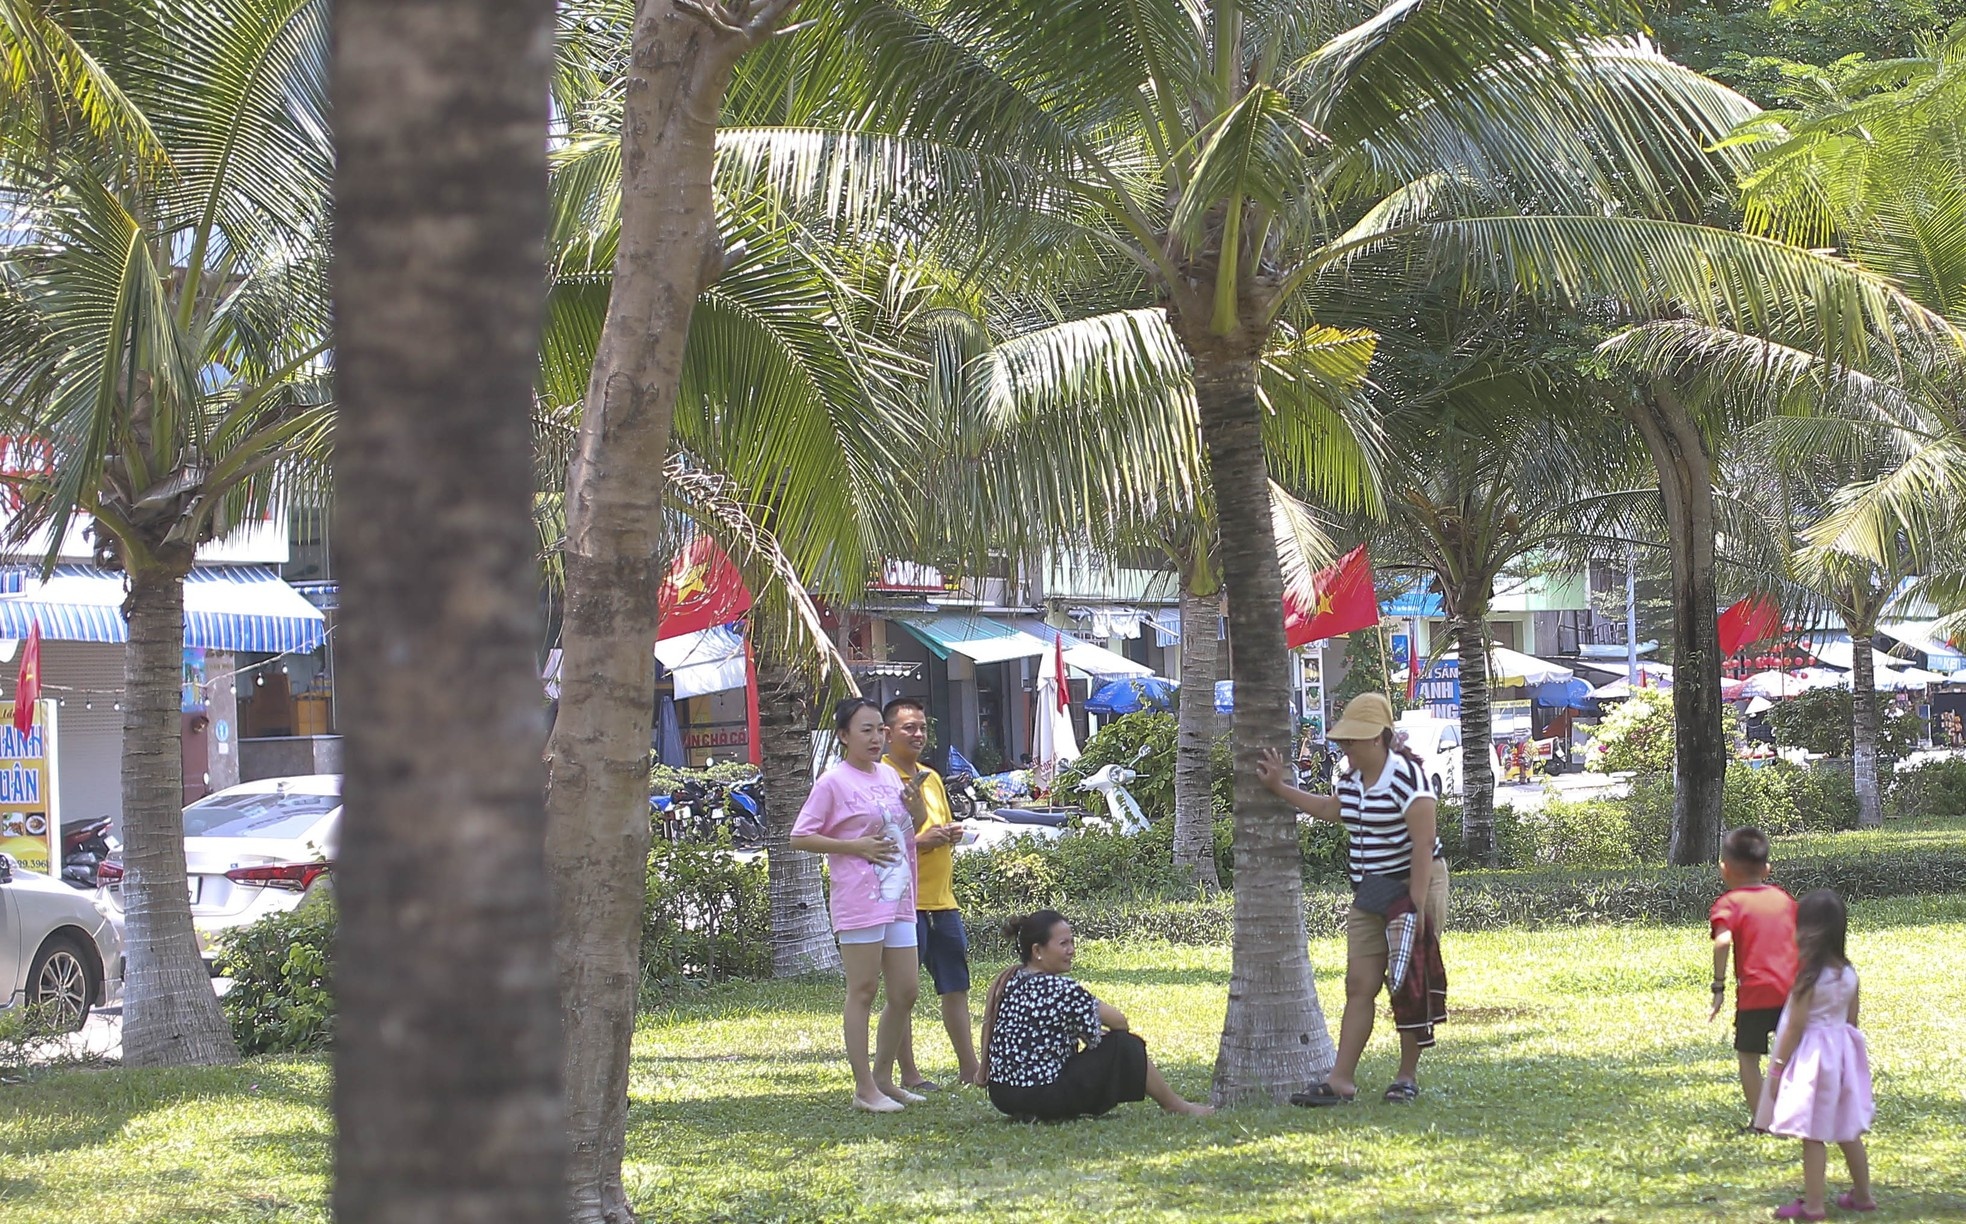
<box><xmin>0</xmin><ymin>854</ymin><xmax>123</xmax><ymax>1030</ymax></box>
<box><xmin>106</xmin><ymin>775</ymin><xmax>339</xmax><ymax>964</ymax></box>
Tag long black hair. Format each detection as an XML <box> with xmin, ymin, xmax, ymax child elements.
<box><xmin>1791</xmin><ymin>888</ymin><xmax>1851</xmax><ymax>1001</ymax></box>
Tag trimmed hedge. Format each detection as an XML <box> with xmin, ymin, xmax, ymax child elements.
<box><xmin>974</xmin><ymin>847</ymin><xmax>1966</xmax><ymax>947</ymax></box>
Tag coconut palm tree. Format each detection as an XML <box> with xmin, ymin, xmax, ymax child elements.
<box><xmin>330</xmin><ymin>0</ymin><xmax>565</xmax><ymax>1214</ymax></box>
<box><xmin>0</xmin><ymin>0</ymin><xmax>331</xmax><ymax>1068</ymax></box>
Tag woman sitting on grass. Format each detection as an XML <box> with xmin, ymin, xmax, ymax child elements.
<box><xmin>978</xmin><ymin>910</ymin><xmax>1213</xmax><ymax>1121</ymax></box>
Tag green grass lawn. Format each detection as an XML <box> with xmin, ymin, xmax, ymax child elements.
<box><xmin>5</xmin><ymin>895</ymin><xmax>1965</xmax><ymax>1222</ymax></box>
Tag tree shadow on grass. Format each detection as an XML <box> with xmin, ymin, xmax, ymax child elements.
<box><xmin>622</xmin><ymin>1034</ymin><xmax>1966</xmax><ymax>1224</ymax></box>
<box><xmin>0</xmin><ymin>1060</ymin><xmax>324</xmax><ymax>1160</ymax></box>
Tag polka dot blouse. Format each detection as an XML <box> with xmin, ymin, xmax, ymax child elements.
<box><xmin>986</xmin><ymin>970</ymin><xmax>1103</xmax><ymax>1087</ymax></box>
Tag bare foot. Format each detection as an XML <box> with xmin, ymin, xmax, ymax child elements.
<box><xmin>1167</xmin><ymin>1100</ymin><xmax>1215</xmax><ymax>1116</ymax></box>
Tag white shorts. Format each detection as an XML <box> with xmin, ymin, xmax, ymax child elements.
<box><xmin>837</xmin><ymin>921</ymin><xmax>918</xmax><ymax>948</ymax></box>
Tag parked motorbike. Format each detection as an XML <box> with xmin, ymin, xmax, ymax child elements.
<box><xmin>941</xmin><ymin>746</ymin><xmax>983</xmax><ymax>820</ymax></box>
<box><xmin>59</xmin><ymin>817</ymin><xmax>116</xmax><ymax>890</ymax></box>
<box><xmin>724</xmin><ymin>778</ymin><xmax>767</xmax><ymax>849</ymax></box>
<box><xmin>1075</xmin><ymin>745</ymin><xmax>1152</xmax><ymax>835</ymax></box>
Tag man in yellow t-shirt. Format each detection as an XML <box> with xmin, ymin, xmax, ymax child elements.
<box><xmin>885</xmin><ymin>696</ymin><xmax>981</xmax><ymax>1089</ymax></box>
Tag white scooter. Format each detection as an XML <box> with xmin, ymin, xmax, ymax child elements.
<box><xmin>1074</xmin><ymin>745</ymin><xmax>1152</xmax><ymax>835</ymax></box>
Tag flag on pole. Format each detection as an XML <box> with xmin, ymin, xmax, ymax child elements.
<box><xmin>1283</xmin><ymin>545</ymin><xmax>1378</xmax><ymax>648</ymax></box>
<box><xmin>12</xmin><ymin>618</ymin><xmax>40</xmax><ymax>735</ymax></box>
<box><xmin>1718</xmin><ymin>595</ymin><xmax>1782</xmax><ymax>656</ymax></box>
<box><xmin>657</xmin><ymin>536</ymin><xmax>753</xmax><ymax>640</ymax></box>
<box><xmin>1053</xmin><ymin>634</ymin><xmax>1070</xmax><ymax>712</ymax></box>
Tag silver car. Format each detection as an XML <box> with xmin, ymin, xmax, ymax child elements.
<box><xmin>0</xmin><ymin>854</ymin><xmax>123</xmax><ymax>1030</ymax></box>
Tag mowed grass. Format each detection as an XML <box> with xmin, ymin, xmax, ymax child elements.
<box><xmin>4</xmin><ymin>896</ymin><xmax>1965</xmax><ymax>1223</ymax></box>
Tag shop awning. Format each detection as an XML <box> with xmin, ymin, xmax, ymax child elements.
<box><xmin>1401</xmin><ymin>644</ymin><xmax>1572</xmax><ymax>687</ymax></box>
<box><xmin>0</xmin><ymin>564</ymin><xmax>326</xmax><ymax>653</ymax></box>
<box><xmin>1878</xmin><ymin>620</ymin><xmax>1966</xmax><ymax>672</ymax></box>
<box><xmin>1013</xmin><ymin>619</ymin><xmax>1154</xmax><ymax>680</ymax></box>
<box><xmin>1147</xmin><ymin>607</ymin><xmax>1182</xmax><ymax>645</ymax></box>
<box><xmin>894</xmin><ymin>615</ymin><xmax>1049</xmax><ymax>665</ymax></box>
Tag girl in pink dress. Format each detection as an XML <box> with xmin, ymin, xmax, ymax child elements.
<box><xmin>1755</xmin><ymin>889</ymin><xmax>1877</xmax><ymax>1220</ymax></box>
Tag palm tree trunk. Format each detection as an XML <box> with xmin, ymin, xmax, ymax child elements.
<box><xmin>330</xmin><ymin>1</ymin><xmax>564</xmax><ymax>1218</ymax></box>
<box><xmin>754</xmin><ymin>644</ymin><xmax>840</xmax><ymax>976</ymax></box>
<box><xmin>1173</xmin><ymin>583</ymin><xmax>1223</xmax><ymax>890</ymax></box>
<box><xmin>1850</xmin><ymin>630</ymin><xmax>1883</xmax><ymax>827</ymax></box>
<box><xmin>1451</xmin><ymin>614</ymin><xmax>1498</xmax><ymax>865</ymax></box>
<box><xmin>543</xmin><ymin>7</ymin><xmax>796</xmax><ymax>1219</ymax></box>
<box><xmin>1187</xmin><ymin>345</ymin><xmax>1334</xmax><ymax>1104</ymax></box>
<box><xmin>1628</xmin><ymin>382</ymin><xmax>1726</xmax><ymax>866</ymax></box>
<box><xmin>118</xmin><ymin>562</ymin><xmax>237</xmax><ymax>1068</ymax></box>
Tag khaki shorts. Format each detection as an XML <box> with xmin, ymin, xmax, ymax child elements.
<box><xmin>1345</xmin><ymin>862</ymin><xmax>1449</xmax><ymax>984</ymax></box>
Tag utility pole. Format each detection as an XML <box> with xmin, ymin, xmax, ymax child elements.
<box><xmin>1626</xmin><ymin>545</ymin><xmax>1640</xmax><ymax>688</ymax></box>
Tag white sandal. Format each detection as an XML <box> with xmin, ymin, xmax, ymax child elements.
<box><xmin>852</xmin><ymin>1093</ymin><xmax>904</xmax><ymax>1113</ymax></box>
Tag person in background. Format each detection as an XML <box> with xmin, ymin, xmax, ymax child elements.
<box><xmin>1755</xmin><ymin>889</ymin><xmax>1876</xmax><ymax>1219</ymax></box>
<box><xmin>788</xmin><ymin>697</ymin><xmax>922</xmax><ymax>1113</ymax></box>
<box><xmin>1256</xmin><ymin>692</ymin><xmax>1447</xmax><ymax>1106</ymax></box>
<box><xmin>979</xmin><ymin>910</ymin><xmax>1213</xmax><ymax>1121</ymax></box>
<box><xmin>1709</xmin><ymin>825</ymin><xmax>1799</xmax><ymax>1122</ymax></box>
<box><xmin>884</xmin><ymin>696</ymin><xmax>982</xmax><ymax>1090</ymax></box>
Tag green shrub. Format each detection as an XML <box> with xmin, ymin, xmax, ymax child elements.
<box><xmin>1055</xmin><ymin>714</ymin><xmax>1177</xmax><ymax>822</ymax></box>
<box><xmin>953</xmin><ymin>821</ymin><xmax>1195</xmax><ymax>912</ymax></box>
<box><xmin>642</xmin><ymin>836</ymin><xmax>770</xmax><ymax>994</ymax></box>
<box><xmin>1212</xmin><ymin>814</ymin><xmax>1350</xmax><ymax>887</ymax></box>
<box><xmin>649</xmin><ymin>759</ymin><xmax>761</xmax><ymax>797</ymax></box>
<box><xmin>975</xmin><ymin>846</ymin><xmax>1966</xmax><ymax>947</ymax></box>
<box><xmin>215</xmin><ymin>893</ymin><xmax>336</xmax><ymax>1055</ymax></box>
<box><xmin>1887</xmin><ymin>756</ymin><xmax>1966</xmax><ymax>819</ymax></box>
<box><xmin>1765</xmin><ymin>687</ymin><xmax>1921</xmax><ymax>763</ymax></box>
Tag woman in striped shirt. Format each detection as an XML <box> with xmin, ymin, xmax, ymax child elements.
<box><xmin>1256</xmin><ymin>692</ymin><xmax>1447</xmax><ymax>1106</ymax></box>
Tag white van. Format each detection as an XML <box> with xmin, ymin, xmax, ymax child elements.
<box><xmin>1394</xmin><ymin>712</ymin><xmax>1464</xmax><ymax>798</ymax></box>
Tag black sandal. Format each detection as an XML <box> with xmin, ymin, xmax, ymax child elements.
<box><xmin>1383</xmin><ymin>1080</ymin><xmax>1419</xmax><ymax>1104</ymax></box>
<box><xmin>1289</xmin><ymin>1082</ymin><xmax>1356</xmax><ymax>1107</ymax></box>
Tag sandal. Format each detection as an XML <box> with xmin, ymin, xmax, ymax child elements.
<box><xmin>903</xmin><ymin>1079</ymin><xmax>943</xmax><ymax>1093</ymax></box>
<box><xmin>1288</xmin><ymin>1081</ymin><xmax>1356</xmax><ymax>1108</ymax></box>
<box><xmin>1773</xmin><ymin>1200</ymin><xmax>1826</xmax><ymax>1221</ymax></box>
<box><xmin>1835</xmin><ymin>1192</ymin><xmax>1878</xmax><ymax>1213</ymax></box>
<box><xmin>1383</xmin><ymin>1080</ymin><xmax>1419</xmax><ymax>1104</ymax></box>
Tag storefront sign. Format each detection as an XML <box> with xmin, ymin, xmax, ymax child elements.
<box><xmin>1418</xmin><ymin>658</ymin><xmax>1461</xmax><ymax>717</ymax></box>
<box><xmin>0</xmin><ymin>701</ymin><xmax>59</xmax><ymax>872</ymax></box>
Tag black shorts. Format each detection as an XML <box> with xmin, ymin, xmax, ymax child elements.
<box><xmin>916</xmin><ymin>909</ymin><xmax>971</xmax><ymax>995</ymax></box>
<box><xmin>1735</xmin><ymin>1006</ymin><xmax>1783</xmax><ymax>1055</ymax></box>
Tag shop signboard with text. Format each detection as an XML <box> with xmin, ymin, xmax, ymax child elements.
<box><xmin>1417</xmin><ymin>658</ymin><xmax>1461</xmax><ymax>719</ymax></box>
<box><xmin>0</xmin><ymin>701</ymin><xmax>60</xmax><ymax>872</ymax></box>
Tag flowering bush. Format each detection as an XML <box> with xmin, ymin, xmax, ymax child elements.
<box><xmin>1586</xmin><ymin>687</ymin><xmax>1676</xmax><ymax>774</ymax></box>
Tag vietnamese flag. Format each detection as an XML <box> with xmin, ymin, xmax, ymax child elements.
<box><xmin>657</xmin><ymin>536</ymin><xmax>753</xmax><ymax>640</ymax></box>
<box><xmin>1283</xmin><ymin>544</ymin><xmax>1379</xmax><ymax>648</ymax></box>
<box><xmin>12</xmin><ymin>618</ymin><xmax>40</xmax><ymax>735</ymax></box>
<box><xmin>1718</xmin><ymin>595</ymin><xmax>1782</xmax><ymax>657</ymax></box>
<box><xmin>1054</xmin><ymin>634</ymin><xmax>1071</xmax><ymax>712</ymax></box>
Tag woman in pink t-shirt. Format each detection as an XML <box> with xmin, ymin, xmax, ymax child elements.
<box><xmin>789</xmin><ymin>697</ymin><xmax>923</xmax><ymax>1113</ymax></box>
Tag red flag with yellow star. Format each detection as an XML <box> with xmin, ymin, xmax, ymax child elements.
<box><xmin>658</xmin><ymin>537</ymin><xmax>752</xmax><ymax>640</ymax></box>
<box><xmin>12</xmin><ymin>618</ymin><xmax>40</xmax><ymax>735</ymax></box>
<box><xmin>1283</xmin><ymin>545</ymin><xmax>1377</xmax><ymax>648</ymax></box>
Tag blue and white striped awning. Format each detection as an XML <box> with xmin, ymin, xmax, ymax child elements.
<box><xmin>0</xmin><ymin>564</ymin><xmax>327</xmax><ymax>653</ymax></box>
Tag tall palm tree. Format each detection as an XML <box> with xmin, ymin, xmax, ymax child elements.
<box><xmin>0</xmin><ymin>0</ymin><xmax>332</xmax><ymax>1068</ymax></box>
<box><xmin>753</xmin><ymin>0</ymin><xmax>1930</xmax><ymax>1102</ymax></box>
<box><xmin>1601</xmin><ymin>28</ymin><xmax>1966</xmax><ymax>842</ymax></box>
<box><xmin>330</xmin><ymin>0</ymin><xmax>566</xmax><ymax>1216</ymax></box>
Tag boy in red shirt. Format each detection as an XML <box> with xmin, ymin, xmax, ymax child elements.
<box><xmin>1708</xmin><ymin>826</ymin><xmax>1799</xmax><ymax>1120</ymax></box>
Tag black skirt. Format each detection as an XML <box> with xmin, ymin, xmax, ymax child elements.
<box><xmin>988</xmin><ymin>1030</ymin><xmax>1149</xmax><ymax>1121</ymax></box>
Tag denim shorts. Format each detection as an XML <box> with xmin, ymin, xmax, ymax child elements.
<box><xmin>916</xmin><ymin>909</ymin><xmax>971</xmax><ymax>995</ymax></box>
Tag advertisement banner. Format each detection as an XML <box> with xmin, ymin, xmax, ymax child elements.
<box><xmin>1418</xmin><ymin>658</ymin><xmax>1461</xmax><ymax>718</ymax></box>
<box><xmin>0</xmin><ymin>700</ymin><xmax>59</xmax><ymax>872</ymax></box>
<box><xmin>1494</xmin><ymin>699</ymin><xmax>1532</xmax><ymax>735</ymax></box>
